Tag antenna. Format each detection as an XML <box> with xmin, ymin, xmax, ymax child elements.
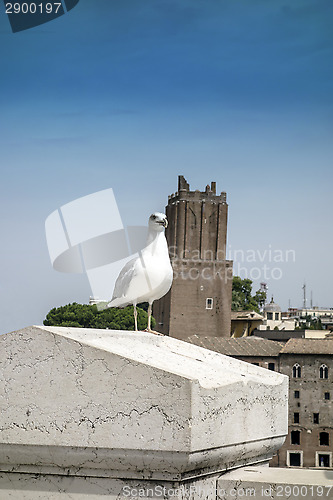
<box><xmin>311</xmin><ymin>291</ymin><xmax>313</xmax><ymax>309</ymax></box>
<box><xmin>259</xmin><ymin>282</ymin><xmax>268</xmax><ymax>312</ymax></box>
<box><xmin>302</xmin><ymin>283</ymin><xmax>306</xmax><ymax>309</ymax></box>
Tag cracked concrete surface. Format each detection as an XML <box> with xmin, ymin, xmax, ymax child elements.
<box><xmin>0</xmin><ymin>326</ymin><xmax>289</xmax><ymax>498</ymax></box>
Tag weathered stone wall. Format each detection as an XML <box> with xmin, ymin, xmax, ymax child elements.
<box><xmin>276</xmin><ymin>354</ymin><xmax>333</xmax><ymax>468</ymax></box>
<box><xmin>0</xmin><ymin>326</ymin><xmax>289</xmax><ymax>498</ymax></box>
<box><xmin>236</xmin><ymin>356</ymin><xmax>280</xmax><ymax>371</ymax></box>
<box><xmin>2</xmin><ymin>326</ymin><xmax>332</xmax><ymax>497</ymax></box>
<box><xmin>217</xmin><ymin>466</ymin><xmax>333</xmax><ymax>499</ymax></box>
<box><xmin>153</xmin><ymin>176</ymin><xmax>233</xmax><ymax>338</ymax></box>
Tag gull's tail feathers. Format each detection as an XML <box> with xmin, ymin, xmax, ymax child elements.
<box><xmin>107</xmin><ymin>297</ymin><xmax>129</xmax><ymax>309</ymax></box>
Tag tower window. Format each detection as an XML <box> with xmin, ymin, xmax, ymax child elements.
<box><xmin>320</xmin><ymin>432</ymin><xmax>329</xmax><ymax>446</ymax></box>
<box><xmin>325</xmin><ymin>392</ymin><xmax>330</xmax><ymax>400</ymax></box>
<box><xmin>317</xmin><ymin>453</ymin><xmax>331</xmax><ymax>468</ymax></box>
<box><xmin>267</xmin><ymin>312</ymin><xmax>273</xmax><ymax>320</ymax></box>
<box><xmin>291</xmin><ymin>430</ymin><xmax>300</xmax><ymax>445</ymax></box>
<box><xmin>294</xmin><ymin>390</ymin><xmax>300</xmax><ymax>399</ymax></box>
<box><xmin>287</xmin><ymin>451</ymin><xmax>302</xmax><ymax>467</ymax></box>
<box><xmin>314</xmin><ymin>413</ymin><xmax>320</xmax><ymax>424</ymax></box>
<box><xmin>275</xmin><ymin>313</ymin><xmax>279</xmax><ymax>320</ymax></box>
<box><xmin>206</xmin><ymin>298</ymin><xmax>213</xmax><ymax>310</ymax></box>
<box><xmin>294</xmin><ymin>413</ymin><xmax>300</xmax><ymax>424</ymax></box>
<box><xmin>319</xmin><ymin>364</ymin><xmax>328</xmax><ymax>379</ymax></box>
<box><xmin>292</xmin><ymin>363</ymin><xmax>301</xmax><ymax>378</ymax></box>
<box><xmin>268</xmin><ymin>363</ymin><xmax>275</xmax><ymax>371</ymax></box>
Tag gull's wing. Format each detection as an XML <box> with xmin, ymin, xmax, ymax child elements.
<box><xmin>110</xmin><ymin>255</ymin><xmax>139</xmax><ymax>304</ymax></box>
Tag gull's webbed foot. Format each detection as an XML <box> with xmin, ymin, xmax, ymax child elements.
<box><xmin>144</xmin><ymin>328</ymin><xmax>164</xmax><ymax>336</ymax></box>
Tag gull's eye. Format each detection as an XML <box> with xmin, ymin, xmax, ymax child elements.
<box><xmin>151</xmin><ymin>214</ymin><xmax>157</xmax><ymax>220</ymax></box>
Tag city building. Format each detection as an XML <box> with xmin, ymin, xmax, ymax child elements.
<box><xmin>186</xmin><ymin>335</ymin><xmax>283</xmax><ymax>371</ymax></box>
<box><xmin>277</xmin><ymin>339</ymin><xmax>333</xmax><ymax>469</ymax></box>
<box><xmin>258</xmin><ymin>297</ymin><xmax>296</xmax><ymax>331</ymax></box>
<box><xmin>287</xmin><ymin>307</ymin><xmax>333</xmax><ymax>331</ymax></box>
<box><xmin>230</xmin><ymin>310</ymin><xmax>264</xmax><ymax>337</ymax></box>
<box><xmin>253</xmin><ymin>329</ymin><xmax>324</xmax><ymax>343</ymax></box>
<box><xmin>293</xmin><ymin>307</ymin><xmax>333</xmax><ymax>319</ymax></box>
<box><xmin>153</xmin><ymin>175</ymin><xmax>233</xmax><ymax>339</ymax></box>
<box><xmin>184</xmin><ymin>336</ymin><xmax>333</xmax><ymax>469</ymax></box>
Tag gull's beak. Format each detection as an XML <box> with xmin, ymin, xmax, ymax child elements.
<box><xmin>163</xmin><ymin>218</ymin><xmax>168</xmax><ymax>228</ymax></box>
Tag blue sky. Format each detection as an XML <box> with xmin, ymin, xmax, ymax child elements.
<box><xmin>0</xmin><ymin>0</ymin><xmax>332</xmax><ymax>334</ymax></box>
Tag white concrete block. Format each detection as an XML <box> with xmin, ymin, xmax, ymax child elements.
<box><xmin>0</xmin><ymin>326</ymin><xmax>288</xmax><ymax>481</ymax></box>
<box><xmin>217</xmin><ymin>466</ymin><xmax>333</xmax><ymax>499</ymax></box>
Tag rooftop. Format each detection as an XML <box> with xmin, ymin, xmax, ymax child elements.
<box><xmin>230</xmin><ymin>311</ymin><xmax>263</xmax><ymax>321</ymax></box>
<box><xmin>264</xmin><ymin>297</ymin><xmax>281</xmax><ymax>313</ymax></box>
<box><xmin>281</xmin><ymin>338</ymin><xmax>333</xmax><ymax>355</ymax></box>
<box><xmin>185</xmin><ymin>336</ymin><xmax>284</xmax><ymax>357</ymax></box>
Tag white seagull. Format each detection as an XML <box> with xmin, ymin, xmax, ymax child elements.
<box><xmin>108</xmin><ymin>212</ymin><xmax>173</xmax><ymax>333</ymax></box>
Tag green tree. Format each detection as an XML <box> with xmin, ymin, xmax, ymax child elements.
<box><xmin>231</xmin><ymin>277</ymin><xmax>266</xmax><ymax>313</ymax></box>
<box><xmin>43</xmin><ymin>303</ymin><xmax>155</xmax><ymax>330</ymax></box>
<box><xmin>296</xmin><ymin>316</ymin><xmax>323</xmax><ymax>331</ymax></box>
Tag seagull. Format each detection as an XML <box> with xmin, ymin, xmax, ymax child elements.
<box><xmin>108</xmin><ymin>212</ymin><xmax>173</xmax><ymax>333</ymax></box>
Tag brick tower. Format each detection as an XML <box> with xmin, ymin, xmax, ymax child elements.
<box><xmin>153</xmin><ymin>175</ymin><xmax>233</xmax><ymax>339</ymax></box>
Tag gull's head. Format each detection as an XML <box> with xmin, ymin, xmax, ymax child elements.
<box><xmin>149</xmin><ymin>212</ymin><xmax>168</xmax><ymax>231</ymax></box>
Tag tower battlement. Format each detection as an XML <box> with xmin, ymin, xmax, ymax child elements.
<box><xmin>168</xmin><ymin>175</ymin><xmax>227</xmax><ymax>204</ymax></box>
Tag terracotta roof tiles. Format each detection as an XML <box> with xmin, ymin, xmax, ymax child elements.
<box><xmin>281</xmin><ymin>338</ymin><xmax>333</xmax><ymax>355</ymax></box>
<box><xmin>185</xmin><ymin>335</ymin><xmax>284</xmax><ymax>357</ymax></box>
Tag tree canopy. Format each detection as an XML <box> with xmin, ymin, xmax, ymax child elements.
<box><xmin>43</xmin><ymin>302</ymin><xmax>155</xmax><ymax>330</ymax></box>
<box><xmin>231</xmin><ymin>276</ymin><xmax>266</xmax><ymax>313</ymax></box>
<box><xmin>296</xmin><ymin>315</ymin><xmax>323</xmax><ymax>331</ymax></box>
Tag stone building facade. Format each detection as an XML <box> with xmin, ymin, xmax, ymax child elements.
<box><xmin>277</xmin><ymin>339</ymin><xmax>333</xmax><ymax>469</ymax></box>
<box><xmin>153</xmin><ymin>176</ymin><xmax>233</xmax><ymax>339</ymax></box>
<box><xmin>185</xmin><ymin>336</ymin><xmax>333</xmax><ymax>470</ymax></box>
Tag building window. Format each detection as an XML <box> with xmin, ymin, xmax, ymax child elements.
<box><xmin>319</xmin><ymin>364</ymin><xmax>328</xmax><ymax>379</ymax></box>
<box><xmin>206</xmin><ymin>298</ymin><xmax>213</xmax><ymax>310</ymax></box>
<box><xmin>291</xmin><ymin>430</ymin><xmax>300</xmax><ymax>445</ymax></box>
<box><xmin>294</xmin><ymin>390</ymin><xmax>300</xmax><ymax>399</ymax></box>
<box><xmin>252</xmin><ymin>363</ymin><xmax>259</xmax><ymax>366</ymax></box>
<box><xmin>268</xmin><ymin>363</ymin><xmax>275</xmax><ymax>371</ymax></box>
<box><xmin>275</xmin><ymin>313</ymin><xmax>279</xmax><ymax>320</ymax></box>
<box><xmin>316</xmin><ymin>452</ymin><xmax>332</xmax><ymax>468</ymax></box>
<box><xmin>325</xmin><ymin>392</ymin><xmax>330</xmax><ymax>400</ymax></box>
<box><xmin>320</xmin><ymin>432</ymin><xmax>329</xmax><ymax>446</ymax></box>
<box><xmin>313</xmin><ymin>413</ymin><xmax>320</xmax><ymax>424</ymax></box>
<box><xmin>287</xmin><ymin>451</ymin><xmax>303</xmax><ymax>467</ymax></box>
<box><xmin>292</xmin><ymin>364</ymin><xmax>301</xmax><ymax>378</ymax></box>
<box><xmin>294</xmin><ymin>413</ymin><xmax>299</xmax><ymax>424</ymax></box>
<box><xmin>267</xmin><ymin>312</ymin><xmax>273</xmax><ymax>320</ymax></box>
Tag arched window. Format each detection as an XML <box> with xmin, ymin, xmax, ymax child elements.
<box><xmin>320</xmin><ymin>432</ymin><xmax>329</xmax><ymax>446</ymax></box>
<box><xmin>293</xmin><ymin>363</ymin><xmax>301</xmax><ymax>378</ymax></box>
<box><xmin>320</xmin><ymin>364</ymin><xmax>328</xmax><ymax>379</ymax></box>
